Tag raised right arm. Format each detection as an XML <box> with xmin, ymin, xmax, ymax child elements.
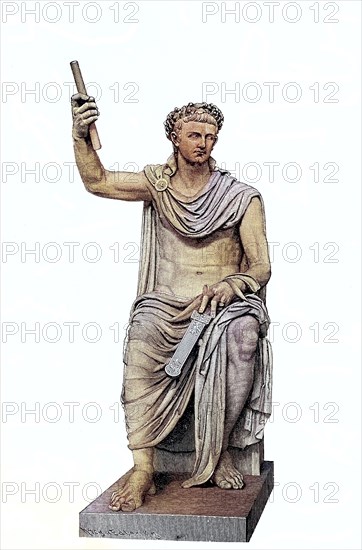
<box><xmin>71</xmin><ymin>93</ymin><xmax>151</xmax><ymax>202</ymax></box>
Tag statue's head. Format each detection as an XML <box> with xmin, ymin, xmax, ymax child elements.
<box><xmin>164</xmin><ymin>102</ymin><xmax>224</xmax><ymax>165</ymax></box>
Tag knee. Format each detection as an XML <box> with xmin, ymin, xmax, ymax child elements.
<box><xmin>228</xmin><ymin>316</ymin><xmax>259</xmax><ymax>361</ymax></box>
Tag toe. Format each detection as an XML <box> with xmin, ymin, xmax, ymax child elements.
<box><xmin>108</xmin><ymin>501</ymin><xmax>121</xmax><ymax>511</ymax></box>
<box><xmin>232</xmin><ymin>473</ymin><xmax>244</xmax><ymax>489</ymax></box>
<box><xmin>121</xmin><ymin>499</ymin><xmax>136</xmax><ymax>512</ymax></box>
<box><xmin>236</xmin><ymin>474</ymin><xmax>244</xmax><ymax>488</ymax></box>
<box><xmin>219</xmin><ymin>480</ymin><xmax>232</xmax><ymax>489</ymax></box>
<box><xmin>237</xmin><ymin>477</ymin><xmax>244</xmax><ymax>489</ymax></box>
<box><xmin>230</xmin><ymin>477</ymin><xmax>240</xmax><ymax>489</ymax></box>
<box><xmin>109</xmin><ymin>492</ymin><xmax>126</xmax><ymax>509</ymax></box>
<box><xmin>109</xmin><ymin>493</ymin><xmax>118</xmax><ymax>506</ymax></box>
<box><xmin>147</xmin><ymin>482</ymin><xmax>156</xmax><ymax>496</ymax></box>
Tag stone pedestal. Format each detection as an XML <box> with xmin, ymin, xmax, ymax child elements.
<box><xmin>79</xmin><ymin>461</ymin><xmax>274</xmax><ymax>543</ymax></box>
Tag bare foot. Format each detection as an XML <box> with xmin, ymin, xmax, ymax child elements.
<box><xmin>109</xmin><ymin>468</ymin><xmax>156</xmax><ymax>512</ymax></box>
<box><xmin>211</xmin><ymin>450</ymin><xmax>244</xmax><ymax>489</ymax></box>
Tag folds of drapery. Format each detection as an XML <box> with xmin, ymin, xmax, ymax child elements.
<box><xmin>122</xmin><ymin>156</ymin><xmax>273</xmax><ymax>486</ymax></box>
<box><xmin>122</xmin><ymin>292</ymin><xmax>272</xmax><ymax>487</ymax></box>
<box><xmin>185</xmin><ymin>296</ymin><xmax>272</xmax><ymax>487</ymax></box>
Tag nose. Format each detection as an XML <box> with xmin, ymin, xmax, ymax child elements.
<box><xmin>198</xmin><ymin>136</ymin><xmax>206</xmax><ymax>148</ymax></box>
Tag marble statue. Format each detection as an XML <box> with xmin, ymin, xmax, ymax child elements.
<box><xmin>72</xmin><ymin>96</ymin><xmax>273</xmax><ymax>514</ymax></box>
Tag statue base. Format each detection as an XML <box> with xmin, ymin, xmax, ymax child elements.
<box><xmin>79</xmin><ymin>461</ymin><xmax>273</xmax><ymax>542</ymax></box>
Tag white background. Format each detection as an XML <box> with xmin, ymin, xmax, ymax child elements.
<box><xmin>1</xmin><ymin>1</ymin><xmax>361</xmax><ymax>549</ymax></box>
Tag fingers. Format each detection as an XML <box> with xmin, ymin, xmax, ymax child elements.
<box><xmin>72</xmin><ymin>105</ymin><xmax>99</xmax><ymax>120</ymax></box>
<box><xmin>210</xmin><ymin>294</ymin><xmax>227</xmax><ymax>317</ymax></box>
<box><xmin>71</xmin><ymin>93</ymin><xmax>98</xmax><ymax>108</ymax></box>
<box><xmin>71</xmin><ymin>94</ymin><xmax>100</xmax><ymax>120</ymax></box>
<box><xmin>71</xmin><ymin>92</ymin><xmax>89</xmax><ymax>101</ymax></box>
<box><xmin>85</xmin><ymin>115</ymin><xmax>98</xmax><ymax>125</ymax></box>
<box><xmin>210</xmin><ymin>297</ymin><xmax>219</xmax><ymax>317</ymax></box>
<box><xmin>76</xmin><ymin>101</ymin><xmax>99</xmax><ymax>115</ymax></box>
<box><xmin>180</xmin><ymin>281</ymin><xmax>233</xmax><ymax>319</ymax></box>
<box><xmin>198</xmin><ymin>285</ymin><xmax>211</xmax><ymax>314</ymax></box>
<box><xmin>173</xmin><ymin>295</ymin><xmax>203</xmax><ymax>321</ymax></box>
<box><xmin>81</xmin><ymin>111</ymin><xmax>99</xmax><ymax>122</ymax></box>
<box><xmin>75</xmin><ymin>115</ymin><xmax>99</xmax><ymax>134</ymax></box>
<box><xmin>71</xmin><ymin>93</ymin><xmax>92</xmax><ymax>111</ymax></box>
<box><xmin>198</xmin><ymin>294</ymin><xmax>210</xmax><ymax>314</ymax></box>
<box><xmin>198</xmin><ymin>284</ymin><xmax>231</xmax><ymax>317</ymax></box>
<box><xmin>72</xmin><ymin>93</ymin><xmax>99</xmax><ymax>138</ymax></box>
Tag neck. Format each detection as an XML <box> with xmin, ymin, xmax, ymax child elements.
<box><xmin>175</xmin><ymin>152</ymin><xmax>211</xmax><ymax>189</ymax></box>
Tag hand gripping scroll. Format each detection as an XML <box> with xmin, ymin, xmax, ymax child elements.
<box><xmin>70</xmin><ymin>60</ymin><xmax>101</xmax><ymax>150</ymax></box>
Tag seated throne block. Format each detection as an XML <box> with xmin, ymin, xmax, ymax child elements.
<box><xmin>153</xmin><ymin>397</ymin><xmax>264</xmax><ymax>475</ymax></box>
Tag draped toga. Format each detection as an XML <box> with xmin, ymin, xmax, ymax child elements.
<box><xmin>122</xmin><ymin>154</ymin><xmax>272</xmax><ymax>487</ymax></box>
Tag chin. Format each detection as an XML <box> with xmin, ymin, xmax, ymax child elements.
<box><xmin>184</xmin><ymin>155</ymin><xmax>209</xmax><ymax>166</ymax></box>
<box><xmin>194</xmin><ymin>155</ymin><xmax>209</xmax><ymax>164</ymax></box>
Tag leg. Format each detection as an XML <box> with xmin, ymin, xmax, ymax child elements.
<box><xmin>109</xmin><ymin>448</ymin><xmax>156</xmax><ymax>512</ymax></box>
<box><xmin>113</xmin><ymin>297</ymin><xmax>194</xmax><ymax>507</ymax></box>
<box><xmin>212</xmin><ymin>315</ymin><xmax>259</xmax><ymax>489</ymax></box>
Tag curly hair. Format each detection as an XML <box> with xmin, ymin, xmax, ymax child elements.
<box><xmin>164</xmin><ymin>102</ymin><xmax>224</xmax><ymax>141</ymax></box>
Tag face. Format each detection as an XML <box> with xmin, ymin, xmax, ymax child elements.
<box><xmin>171</xmin><ymin>121</ymin><xmax>218</xmax><ymax>165</ymax></box>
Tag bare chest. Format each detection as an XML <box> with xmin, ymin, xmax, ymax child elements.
<box><xmin>155</xmin><ymin>215</ymin><xmax>243</xmax><ymax>298</ymax></box>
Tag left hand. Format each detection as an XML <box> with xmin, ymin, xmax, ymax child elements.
<box><xmin>198</xmin><ymin>281</ymin><xmax>235</xmax><ymax>317</ymax></box>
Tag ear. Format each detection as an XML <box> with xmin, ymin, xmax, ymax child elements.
<box><xmin>170</xmin><ymin>131</ymin><xmax>180</xmax><ymax>147</ymax></box>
